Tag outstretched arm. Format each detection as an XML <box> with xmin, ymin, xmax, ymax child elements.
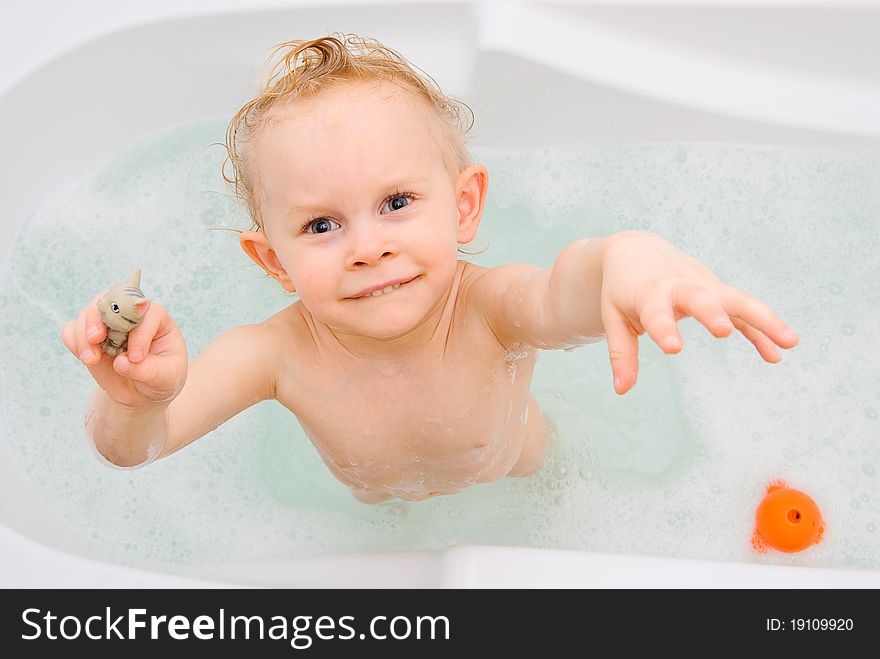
<box><xmin>471</xmin><ymin>231</ymin><xmax>799</xmax><ymax>395</ymax></box>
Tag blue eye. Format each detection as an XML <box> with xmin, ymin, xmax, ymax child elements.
<box><xmin>303</xmin><ymin>218</ymin><xmax>341</xmax><ymax>234</ymax></box>
<box><xmin>382</xmin><ymin>193</ymin><xmax>414</xmax><ymax>213</ymax></box>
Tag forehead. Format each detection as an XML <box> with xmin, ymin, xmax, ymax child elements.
<box><xmin>256</xmin><ymin>80</ymin><xmax>444</xmax><ymax>183</ymax></box>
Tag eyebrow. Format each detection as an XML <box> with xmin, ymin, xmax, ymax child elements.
<box><xmin>285</xmin><ymin>177</ymin><xmax>427</xmax><ymax>218</ymax></box>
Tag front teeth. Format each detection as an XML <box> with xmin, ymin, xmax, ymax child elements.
<box><xmin>370</xmin><ymin>283</ymin><xmax>402</xmax><ymax>297</ymax></box>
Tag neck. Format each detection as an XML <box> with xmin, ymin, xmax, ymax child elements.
<box><xmin>305</xmin><ymin>261</ymin><xmax>465</xmax><ymax>369</ymax></box>
<box><xmin>330</xmin><ymin>299</ymin><xmax>447</xmax><ymax>366</ymax></box>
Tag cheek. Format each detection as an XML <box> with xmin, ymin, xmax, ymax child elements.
<box><xmin>289</xmin><ymin>258</ymin><xmax>331</xmax><ymax>294</ymax></box>
<box><xmin>418</xmin><ymin>218</ymin><xmax>460</xmax><ymax>280</ymax></box>
<box><xmin>417</xmin><ymin>206</ymin><xmax>460</xmax><ymax>255</ymax></box>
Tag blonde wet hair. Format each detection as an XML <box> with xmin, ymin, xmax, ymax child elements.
<box><xmin>223</xmin><ymin>33</ymin><xmax>474</xmax><ymax>231</ymax></box>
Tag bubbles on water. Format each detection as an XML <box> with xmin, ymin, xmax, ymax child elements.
<box><xmin>578</xmin><ymin>464</ymin><xmax>592</xmax><ymax>482</ymax></box>
<box><xmin>551</xmin><ymin>462</ymin><xmax>568</xmax><ymax>480</ymax></box>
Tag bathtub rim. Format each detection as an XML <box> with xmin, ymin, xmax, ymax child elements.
<box><xmin>4</xmin><ymin>522</ymin><xmax>880</xmax><ymax>588</ymax></box>
<box><xmin>2</xmin><ymin>0</ymin><xmax>880</xmax><ymax>587</ymax></box>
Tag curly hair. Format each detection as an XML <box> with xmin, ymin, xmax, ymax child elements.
<box><xmin>223</xmin><ymin>34</ymin><xmax>474</xmax><ymax>230</ymax></box>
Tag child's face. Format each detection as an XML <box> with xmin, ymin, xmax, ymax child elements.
<box><xmin>243</xmin><ymin>80</ymin><xmax>484</xmax><ymax>340</ymax></box>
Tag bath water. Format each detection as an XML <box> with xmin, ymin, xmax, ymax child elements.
<box><xmin>1</xmin><ymin>119</ymin><xmax>878</xmax><ymax>571</ymax></box>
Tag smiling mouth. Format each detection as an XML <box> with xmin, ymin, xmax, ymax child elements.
<box><xmin>349</xmin><ymin>275</ymin><xmax>420</xmax><ymax>300</ymax></box>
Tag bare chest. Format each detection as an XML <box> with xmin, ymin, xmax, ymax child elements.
<box><xmin>275</xmin><ymin>323</ymin><xmax>538</xmax><ymax>498</ymax></box>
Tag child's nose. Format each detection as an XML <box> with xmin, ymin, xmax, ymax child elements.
<box><xmin>346</xmin><ymin>223</ymin><xmax>398</xmax><ymax>267</ymax></box>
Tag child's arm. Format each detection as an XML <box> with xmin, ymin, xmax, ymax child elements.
<box><xmin>470</xmin><ymin>230</ymin><xmax>799</xmax><ymax>395</ymax></box>
<box><xmin>64</xmin><ymin>293</ymin><xmax>283</xmax><ymax>467</ymax></box>
<box><xmin>157</xmin><ymin>323</ymin><xmax>282</xmax><ymax>459</ymax></box>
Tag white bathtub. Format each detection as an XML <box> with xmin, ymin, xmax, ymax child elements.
<box><xmin>2</xmin><ymin>0</ymin><xmax>879</xmax><ymax>588</ymax></box>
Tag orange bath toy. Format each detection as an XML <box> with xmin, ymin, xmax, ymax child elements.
<box><xmin>751</xmin><ymin>480</ymin><xmax>825</xmax><ymax>554</ymax></box>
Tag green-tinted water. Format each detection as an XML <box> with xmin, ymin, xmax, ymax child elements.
<box><xmin>2</xmin><ymin>119</ymin><xmax>878</xmax><ymax>570</ymax></box>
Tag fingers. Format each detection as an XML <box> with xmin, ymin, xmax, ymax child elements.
<box><xmin>110</xmin><ymin>302</ymin><xmax>185</xmax><ymax>389</ymax></box>
<box><xmin>671</xmin><ymin>283</ymin><xmax>735</xmax><ymax>339</ymax></box>
<box><xmin>639</xmin><ymin>283</ymin><xmax>733</xmax><ymax>355</ymax></box>
<box><xmin>644</xmin><ymin>283</ymin><xmax>797</xmax><ymax>360</ymax></box>
<box><xmin>730</xmin><ymin>317</ymin><xmax>782</xmax><ymax>363</ymax></box>
<box><xmin>112</xmin><ymin>351</ymin><xmax>160</xmax><ymax>382</ymax></box>
<box><xmin>123</xmin><ymin>299</ymin><xmax>154</xmax><ymax>363</ymax></box>
<box><xmin>719</xmin><ymin>286</ymin><xmax>799</xmax><ymax>349</ymax></box>
<box><xmin>61</xmin><ymin>290</ymin><xmax>108</xmax><ymax>366</ymax></box>
<box><xmin>638</xmin><ymin>301</ymin><xmax>683</xmax><ymax>354</ymax></box>
<box><xmin>76</xmin><ymin>304</ymin><xmax>101</xmax><ymax>366</ymax></box>
<box><xmin>111</xmin><ymin>301</ymin><xmax>166</xmax><ymax>382</ymax></box>
<box><xmin>602</xmin><ymin>299</ymin><xmax>640</xmax><ymax>395</ymax></box>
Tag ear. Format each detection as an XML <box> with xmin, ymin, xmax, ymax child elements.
<box><xmin>455</xmin><ymin>164</ymin><xmax>488</xmax><ymax>244</ymax></box>
<box><xmin>239</xmin><ymin>231</ymin><xmax>297</xmax><ymax>293</ymax></box>
<box><xmin>135</xmin><ymin>299</ymin><xmax>151</xmax><ymax>317</ymax></box>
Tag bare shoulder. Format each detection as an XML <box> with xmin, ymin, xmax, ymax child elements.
<box><xmin>196</xmin><ymin>313</ymin><xmax>291</xmax><ymax>399</ymax></box>
<box><xmin>260</xmin><ymin>301</ymin><xmax>318</xmax><ymax>398</ymax></box>
<box><xmin>202</xmin><ymin>303</ymin><xmax>304</xmax><ymax>400</ymax></box>
<box><xmin>262</xmin><ymin>301</ymin><xmax>305</xmax><ymax>338</ymax></box>
<box><xmin>459</xmin><ymin>261</ymin><xmax>542</xmax><ymax>346</ymax></box>
<box><xmin>260</xmin><ymin>302</ymin><xmax>313</xmax><ymax>362</ymax></box>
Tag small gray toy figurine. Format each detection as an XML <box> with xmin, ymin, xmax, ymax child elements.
<box><xmin>96</xmin><ymin>269</ymin><xmax>150</xmax><ymax>356</ymax></box>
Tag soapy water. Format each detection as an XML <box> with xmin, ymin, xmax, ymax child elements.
<box><xmin>1</xmin><ymin>119</ymin><xmax>878</xmax><ymax>570</ymax></box>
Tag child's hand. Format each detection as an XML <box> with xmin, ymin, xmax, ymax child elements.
<box><xmin>599</xmin><ymin>231</ymin><xmax>799</xmax><ymax>395</ymax></box>
<box><xmin>61</xmin><ymin>291</ymin><xmax>188</xmax><ymax>408</ymax></box>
